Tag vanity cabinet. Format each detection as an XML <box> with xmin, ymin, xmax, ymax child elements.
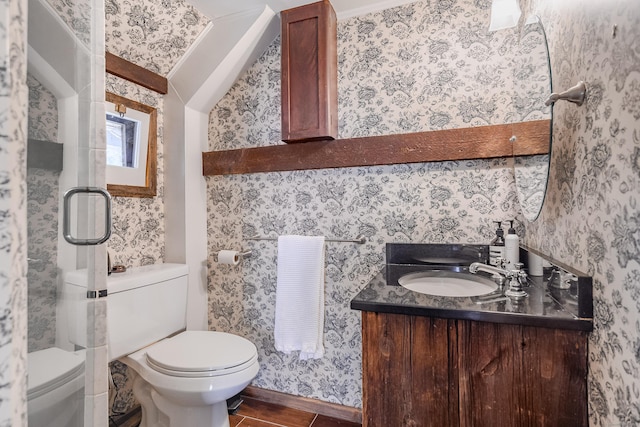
<box><xmin>361</xmin><ymin>312</ymin><xmax>588</xmax><ymax>427</ymax></box>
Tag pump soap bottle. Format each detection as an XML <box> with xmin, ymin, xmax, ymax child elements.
<box><xmin>505</xmin><ymin>220</ymin><xmax>520</xmax><ymax>270</ymax></box>
<box><xmin>489</xmin><ymin>221</ymin><xmax>505</xmax><ymax>267</ymax></box>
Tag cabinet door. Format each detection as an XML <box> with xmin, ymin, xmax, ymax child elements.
<box><xmin>457</xmin><ymin>320</ymin><xmax>588</xmax><ymax>427</ymax></box>
<box><xmin>281</xmin><ymin>0</ymin><xmax>338</xmax><ymax>143</ymax></box>
<box><xmin>362</xmin><ymin>312</ymin><xmax>457</xmax><ymax>426</ymax></box>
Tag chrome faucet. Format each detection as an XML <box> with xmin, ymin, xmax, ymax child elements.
<box><xmin>470</xmin><ymin>262</ymin><xmax>528</xmax><ymax>298</ymax></box>
<box><xmin>469</xmin><ymin>262</ymin><xmax>509</xmax><ymax>277</ymax></box>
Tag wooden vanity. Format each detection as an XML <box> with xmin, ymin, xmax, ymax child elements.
<box><xmin>361</xmin><ymin>312</ymin><xmax>588</xmax><ymax>426</ymax></box>
<box><xmin>352</xmin><ymin>244</ymin><xmax>592</xmax><ymax>427</ymax></box>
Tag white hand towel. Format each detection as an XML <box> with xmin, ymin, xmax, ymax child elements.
<box><xmin>275</xmin><ymin>235</ymin><xmax>325</xmax><ymax>360</ymax></box>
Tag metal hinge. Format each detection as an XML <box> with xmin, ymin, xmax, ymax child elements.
<box><xmin>87</xmin><ymin>289</ymin><xmax>108</xmax><ymax>299</ymax></box>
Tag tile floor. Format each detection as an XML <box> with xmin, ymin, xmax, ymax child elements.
<box><xmin>229</xmin><ymin>397</ymin><xmax>362</xmax><ymax>427</ymax></box>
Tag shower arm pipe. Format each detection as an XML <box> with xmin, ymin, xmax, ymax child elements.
<box><xmin>544</xmin><ymin>81</ymin><xmax>587</xmax><ymax>106</ymax></box>
<box><xmin>246</xmin><ymin>235</ymin><xmax>367</xmax><ymax>244</ymax></box>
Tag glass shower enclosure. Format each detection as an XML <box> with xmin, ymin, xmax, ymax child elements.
<box><xmin>26</xmin><ymin>0</ymin><xmax>108</xmax><ymax>425</ymax></box>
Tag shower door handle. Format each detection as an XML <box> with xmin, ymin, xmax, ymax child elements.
<box><xmin>63</xmin><ymin>187</ymin><xmax>112</xmax><ymax>245</ymax></box>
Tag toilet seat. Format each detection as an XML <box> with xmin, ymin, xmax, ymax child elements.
<box><xmin>27</xmin><ymin>348</ymin><xmax>85</xmax><ymax>400</ymax></box>
<box><xmin>145</xmin><ymin>331</ymin><xmax>258</xmax><ymax>378</ymax></box>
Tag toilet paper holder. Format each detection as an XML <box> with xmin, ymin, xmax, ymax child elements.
<box><xmin>214</xmin><ymin>249</ymin><xmax>252</xmax><ymax>264</ymax></box>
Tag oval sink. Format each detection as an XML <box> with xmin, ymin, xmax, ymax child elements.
<box><xmin>398</xmin><ymin>270</ymin><xmax>498</xmax><ymax>297</ymax></box>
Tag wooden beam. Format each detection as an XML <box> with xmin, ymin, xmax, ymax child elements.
<box><xmin>202</xmin><ymin>120</ymin><xmax>550</xmax><ymax>176</ymax></box>
<box><xmin>512</xmin><ymin>119</ymin><xmax>550</xmax><ymax>156</ymax></box>
<box><xmin>106</xmin><ymin>52</ymin><xmax>168</xmax><ymax>94</ymax></box>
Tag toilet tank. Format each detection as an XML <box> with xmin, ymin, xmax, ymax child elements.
<box><xmin>65</xmin><ymin>263</ymin><xmax>189</xmax><ymax>361</ymax></box>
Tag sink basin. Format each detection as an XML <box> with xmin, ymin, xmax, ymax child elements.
<box><xmin>398</xmin><ymin>270</ymin><xmax>498</xmax><ymax>297</ymax></box>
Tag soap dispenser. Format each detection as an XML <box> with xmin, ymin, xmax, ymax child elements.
<box><xmin>505</xmin><ymin>220</ymin><xmax>520</xmax><ymax>270</ymax></box>
<box><xmin>489</xmin><ymin>221</ymin><xmax>505</xmax><ymax>267</ymax></box>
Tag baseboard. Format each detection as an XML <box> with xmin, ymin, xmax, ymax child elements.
<box><xmin>242</xmin><ymin>386</ymin><xmax>362</xmax><ymax>424</ymax></box>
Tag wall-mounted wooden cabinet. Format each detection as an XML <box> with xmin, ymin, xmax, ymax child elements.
<box><xmin>281</xmin><ymin>0</ymin><xmax>337</xmax><ymax>143</ymax></box>
<box><xmin>362</xmin><ymin>312</ymin><xmax>588</xmax><ymax>426</ymax></box>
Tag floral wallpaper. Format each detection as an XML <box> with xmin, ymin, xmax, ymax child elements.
<box><xmin>0</xmin><ymin>0</ymin><xmax>29</xmax><ymax>422</ymax></box>
<box><xmin>523</xmin><ymin>0</ymin><xmax>640</xmax><ymax>425</ymax></box>
<box><xmin>104</xmin><ymin>0</ymin><xmax>210</xmax><ymax>76</ymax></box>
<box><xmin>26</xmin><ymin>74</ymin><xmax>58</xmax><ymax>143</ymax></box>
<box><xmin>207</xmin><ymin>0</ymin><xmax>528</xmax><ymax>408</ymax></box>
<box><xmin>26</xmin><ymin>73</ymin><xmax>61</xmax><ymax>353</ymax></box>
<box><xmin>336</xmin><ymin>0</ymin><xmax>519</xmax><ymax>136</ymax></box>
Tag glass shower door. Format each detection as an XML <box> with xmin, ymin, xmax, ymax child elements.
<box><xmin>26</xmin><ymin>0</ymin><xmax>108</xmax><ymax>425</ymax></box>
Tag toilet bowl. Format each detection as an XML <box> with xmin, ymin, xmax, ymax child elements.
<box><xmin>27</xmin><ymin>347</ymin><xmax>85</xmax><ymax>427</ymax></box>
<box><xmin>65</xmin><ymin>263</ymin><xmax>259</xmax><ymax>427</ymax></box>
<box><xmin>124</xmin><ymin>331</ymin><xmax>259</xmax><ymax>427</ymax></box>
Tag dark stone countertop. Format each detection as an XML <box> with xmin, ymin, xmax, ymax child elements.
<box><xmin>350</xmin><ymin>244</ymin><xmax>593</xmax><ymax>332</ymax></box>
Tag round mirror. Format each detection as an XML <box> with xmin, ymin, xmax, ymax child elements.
<box><xmin>512</xmin><ymin>16</ymin><xmax>552</xmax><ymax>221</ymax></box>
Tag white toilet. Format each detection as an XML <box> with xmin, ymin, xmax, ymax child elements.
<box><xmin>65</xmin><ymin>263</ymin><xmax>259</xmax><ymax>427</ymax></box>
<box><xmin>27</xmin><ymin>347</ymin><xmax>85</xmax><ymax>427</ymax></box>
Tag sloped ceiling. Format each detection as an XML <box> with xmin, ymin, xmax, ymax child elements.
<box><xmin>104</xmin><ymin>0</ymin><xmax>419</xmax><ymax>78</ymax></box>
<box><xmin>189</xmin><ymin>0</ymin><xmax>419</xmax><ymax>20</ymax></box>
<box><xmin>105</xmin><ymin>0</ymin><xmax>211</xmax><ymax>76</ymax></box>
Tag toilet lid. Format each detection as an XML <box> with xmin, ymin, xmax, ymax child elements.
<box><xmin>28</xmin><ymin>348</ymin><xmax>85</xmax><ymax>400</ymax></box>
<box><xmin>146</xmin><ymin>331</ymin><xmax>257</xmax><ymax>377</ymax></box>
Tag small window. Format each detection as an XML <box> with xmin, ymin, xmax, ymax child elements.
<box><xmin>106</xmin><ymin>113</ymin><xmax>141</xmax><ymax>168</ymax></box>
<box><xmin>105</xmin><ymin>92</ymin><xmax>157</xmax><ymax>197</ymax></box>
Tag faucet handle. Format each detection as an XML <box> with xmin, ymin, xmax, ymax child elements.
<box><xmin>512</xmin><ymin>262</ymin><xmax>529</xmax><ymax>286</ymax></box>
<box><xmin>505</xmin><ymin>262</ymin><xmax>529</xmax><ymax>298</ymax></box>
<box><xmin>509</xmin><ymin>262</ymin><xmax>525</xmax><ymax>276</ymax></box>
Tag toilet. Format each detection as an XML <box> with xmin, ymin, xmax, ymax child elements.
<box><xmin>27</xmin><ymin>347</ymin><xmax>85</xmax><ymax>427</ymax></box>
<box><xmin>64</xmin><ymin>263</ymin><xmax>259</xmax><ymax>427</ymax></box>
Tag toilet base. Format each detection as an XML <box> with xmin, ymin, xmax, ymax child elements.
<box><xmin>132</xmin><ymin>371</ymin><xmax>231</xmax><ymax>427</ymax></box>
<box><xmin>154</xmin><ymin>392</ymin><xmax>230</xmax><ymax>427</ymax></box>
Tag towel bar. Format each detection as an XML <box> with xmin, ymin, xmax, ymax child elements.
<box><xmin>246</xmin><ymin>235</ymin><xmax>367</xmax><ymax>244</ymax></box>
